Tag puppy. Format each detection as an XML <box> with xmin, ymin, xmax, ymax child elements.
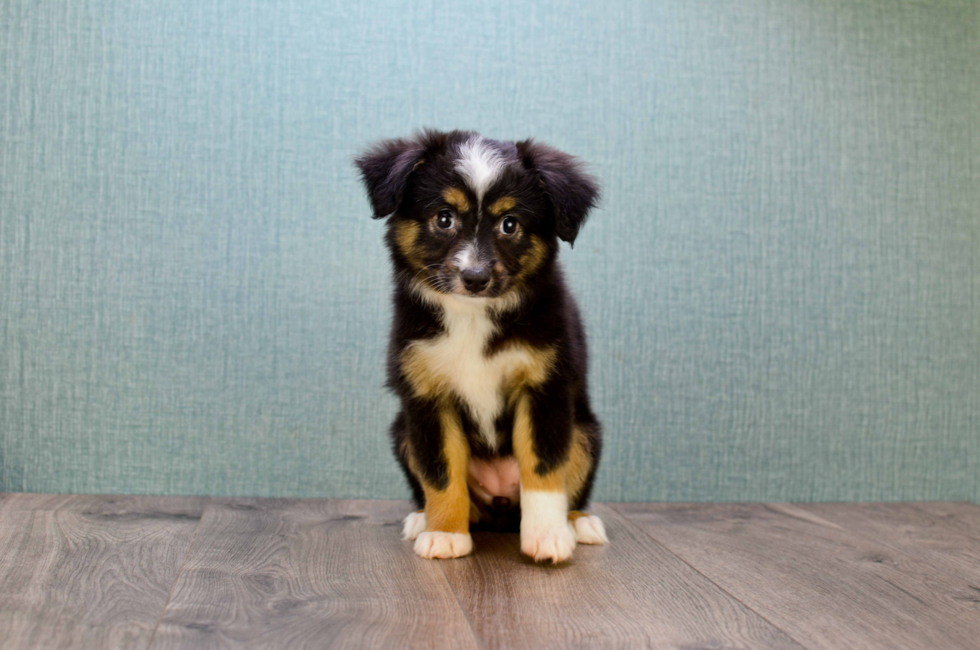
<box><xmin>355</xmin><ymin>129</ymin><xmax>607</xmax><ymax>563</ymax></box>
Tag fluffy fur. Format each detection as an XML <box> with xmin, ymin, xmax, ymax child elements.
<box><xmin>355</xmin><ymin>129</ymin><xmax>605</xmax><ymax>563</ymax></box>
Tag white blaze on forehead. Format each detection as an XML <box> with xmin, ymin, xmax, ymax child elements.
<box><xmin>455</xmin><ymin>136</ymin><xmax>507</xmax><ymax>204</ymax></box>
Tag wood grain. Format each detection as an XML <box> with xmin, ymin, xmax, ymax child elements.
<box><xmin>800</xmin><ymin>502</ymin><xmax>980</xmax><ymax>599</ymax></box>
<box><xmin>3</xmin><ymin>495</ymin><xmax>977</xmax><ymax>650</ymax></box>
<box><xmin>615</xmin><ymin>502</ymin><xmax>980</xmax><ymax>650</ymax></box>
<box><xmin>438</xmin><ymin>503</ymin><xmax>805</xmax><ymax>649</ymax></box>
<box><xmin>0</xmin><ymin>493</ymin><xmax>206</xmax><ymax>650</ymax></box>
<box><xmin>910</xmin><ymin>501</ymin><xmax>980</xmax><ymax>541</ymax></box>
<box><xmin>150</xmin><ymin>499</ymin><xmax>479</xmax><ymax>650</ymax></box>
<box><xmin>0</xmin><ymin>493</ymin><xmax>78</xmax><ymax>512</ymax></box>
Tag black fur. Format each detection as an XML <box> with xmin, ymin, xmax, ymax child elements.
<box><xmin>355</xmin><ymin>129</ymin><xmax>602</xmax><ymax>525</ymax></box>
<box><xmin>355</xmin><ymin>129</ymin><xmax>448</xmax><ymax>218</ymax></box>
<box><xmin>515</xmin><ymin>139</ymin><xmax>599</xmax><ymax>246</ymax></box>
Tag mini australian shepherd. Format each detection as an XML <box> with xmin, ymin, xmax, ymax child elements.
<box><xmin>355</xmin><ymin>129</ymin><xmax>607</xmax><ymax>563</ymax></box>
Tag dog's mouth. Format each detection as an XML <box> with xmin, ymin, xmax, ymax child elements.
<box><xmin>458</xmin><ymin>281</ymin><xmax>493</xmax><ymax>298</ymax></box>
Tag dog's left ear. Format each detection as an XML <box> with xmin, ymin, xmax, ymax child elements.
<box><xmin>516</xmin><ymin>139</ymin><xmax>600</xmax><ymax>245</ymax></box>
<box><xmin>355</xmin><ymin>131</ymin><xmax>443</xmax><ymax>218</ymax></box>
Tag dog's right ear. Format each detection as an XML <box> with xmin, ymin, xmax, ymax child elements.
<box><xmin>355</xmin><ymin>131</ymin><xmax>441</xmax><ymax>219</ymax></box>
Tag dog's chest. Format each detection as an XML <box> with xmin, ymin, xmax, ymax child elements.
<box><xmin>412</xmin><ymin>301</ymin><xmax>531</xmax><ymax>448</ymax></box>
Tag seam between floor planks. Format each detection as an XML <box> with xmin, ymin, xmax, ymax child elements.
<box><xmin>607</xmin><ymin>502</ymin><xmax>812</xmax><ymax>650</ymax></box>
<box><xmin>774</xmin><ymin>502</ymin><xmax>980</xmax><ymax>572</ymax></box>
<box><xmin>144</xmin><ymin>499</ymin><xmax>804</xmax><ymax>649</ymax></box>
<box><xmin>437</xmin><ymin>563</ymin><xmax>488</xmax><ymax>650</ymax></box>
<box><xmin>144</xmin><ymin>500</ymin><xmax>210</xmax><ymax>650</ymax></box>
<box><xmin>613</xmin><ymin>501</ymin><xmax>980</xmax><ymax>650</ymax></box>
<box><xmin>909</xmin><ymin>501</ymin><xmax>980</xmax><ymax>543</ymax></box>
<box><xmin>147</xmin><ymin>498</ymin><xmax>482</xmax><ymax>649</ymax></box>
<box><xmin>4</xmin><ymin>495</ymin><xmax>978</xmax><ymax>650</ymax></box>
<box><xmin>786</xmin><ymin>502</ymin><xmax>980</xmax><ymax>612</ymax></box>
<box><xmin>135</xmin><ymin>498</ymin><xmax>489</xmax><ymax>649</ymax></box>
<box><xmin>436</xmin><ymin>503</ymin><xmax>806</xmax><ymax>649</ymax></box>
<box><xmin>0</xmin><ymin>494</ymin><xmax>209</xmax><ymax>650</ymax></box>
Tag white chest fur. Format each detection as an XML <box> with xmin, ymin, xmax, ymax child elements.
<box><xmin>408</xmin><ymin>295</ymin><xmax>533</xmax><ymax>449</ymax></box>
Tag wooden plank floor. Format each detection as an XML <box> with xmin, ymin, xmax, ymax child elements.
<box><xmin>0</xmin><ymin>494</ymin><xmax>977</xmax><ymax>649</ymax></box>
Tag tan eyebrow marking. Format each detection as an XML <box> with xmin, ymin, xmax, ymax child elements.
<box><xmin>488</xmin><ymin>196</ymin><xmax>516</xmax><ymax>216</ymax></box>
<box><xmin>441</xmin><ymin>187</ymin><xmax>470</xmax><ymax>213</ymax></box>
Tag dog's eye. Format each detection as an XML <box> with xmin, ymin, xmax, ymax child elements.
<box><xmin>436</xmin><ymin>210</ymin><xmax>455</xmax><ymax>230</ymax></box>
<box><xmin>499</xmin><ymin>216</ymin><xmax>518</xmax><ymax>236</ymax></box>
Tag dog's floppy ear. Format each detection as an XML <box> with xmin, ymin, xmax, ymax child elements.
<box><xmin>516</xmin><ymin>139</ymin><xmax>600</xmax><ymax>245</ymax></box>
<box><xmin>355</xmin><ymin>130</ymin><xmax>444</xmax><ymax>218</ymax></box>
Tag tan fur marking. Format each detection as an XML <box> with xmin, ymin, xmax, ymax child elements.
<box><xmin>513</xmin><ymin>396</ymin><xmax>594</xmax><ymax>499</ymax></box>
<box><xmin>400</xmin><ymin>345</ymin><xmax>445</xmax><ymax>398</ymax></box>
<box><xmin>515</xmin><ymin>235</ymin><xmax>548</xmax><ymax>282</ymax></box>
<box><xmin>513</xmin><ymin>394</ymin><xmax>565</xmax><ymax>492</ymax></box>
<box><xmin>419</xmin><ymin>406</ymin><xmax>471</xmax><ymax>534</ymax></box>
<box><xmin>503</xmin><ymin>345</ymin><xmax>556</xmax><ymax>401</ymax></box>
<box><xmin>442</xmin><ymin>187</ymin><xmax>470</xmax><ymax>214</ymax></box>
<box><xmin>403</xmin><ymin>340</ymin><xmax>554</xmax><ymax>404</ymax></box>
<box><xmin>404</xmin><ymin>451</ymin><xmax>423</xmax><ymax>483</ymax></box>
<box><xmin>568</xmin><ymin>511</ymin><xmax>589</xmax><ymax>522</ymax></box>
<box><xmin>394</xmin><ymin>220</ymin><xmax>424</xmax><ymax>270</ymax></box>
<box><xmin>488</xmin><ymin>196</ymin><xmax>516</xmax><ymax>216</ymax></box>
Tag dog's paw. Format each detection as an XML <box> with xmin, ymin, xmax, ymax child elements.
<box><xmin>571</xmin><ymin>514</ymin><xmax>608</xmax><ymax>545</ymax></box>
<box><xmin>402</xmin><ymin>511</ymin><xmax>427</xmax><ymax>540</ymax></box>
<box><xmin>521</xmin><ymin>522</ymin><xmax>576</xmax><ymax>563</ymax></box>
<box><xmin>414</xmin><ymin>531</ymin><xmax>473</xmax><ymax>559</ymax></box>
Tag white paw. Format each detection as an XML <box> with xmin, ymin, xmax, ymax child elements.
<box><xmin>414</xmin><ymin>531</ymin><xmax>473</xmax><ymax>559</ymax></box>
<box><xmin>521</xmin><ymin>522</ymin><xmax>576</xmax><ymax>563</ymax></box>
<box><xmin>520</xmin><ymin>489</ymin><xmax>576</xmax><ymax>563</ymax></box>
<box><xmin>572</xmin><ymin>515</ymin><xmax>608</xmax><ymax>545</ymax></box>
<box><xmin>402</xmin><ymin>511</ymin><xmax>427</xmax><ymax>540</ymax></box>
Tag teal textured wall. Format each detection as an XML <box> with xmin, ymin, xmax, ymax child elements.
<box><xmin>1</xmin><ymin>0</ymin><xmax>978</xmax><ymax>502</ymax></box>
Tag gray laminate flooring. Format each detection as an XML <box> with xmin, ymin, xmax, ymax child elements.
<box><xmin>1</xmin><ymin>493</ymin><xmax>978</xmax><ymax>649</ymax></box>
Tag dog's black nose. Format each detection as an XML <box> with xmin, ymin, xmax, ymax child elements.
<box><xmin>461</xmin><ymin>267</ymin><xmax>490</xmax><ymax>292</ymax></box>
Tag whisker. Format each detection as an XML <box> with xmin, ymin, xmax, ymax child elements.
<box><xmin>412</xmin><ymin>262</ymin><xmax>445</xmax><ymax>285</ymax></box>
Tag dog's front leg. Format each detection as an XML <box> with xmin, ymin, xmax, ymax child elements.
<box><xmin>405</xmin><ymin>400</ymin><xmax>473</xmax><ymax>559</ymax></box>
<box><xmin>513</xmin><ymin>388</ymin><xmax>577</xmax><ymax>564</ymax></box>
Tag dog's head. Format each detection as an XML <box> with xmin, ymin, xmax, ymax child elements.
<box><xmin>355</xmin><ymin>129</ymin><xmax>599</xmax><ymax>302</ymax></box>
